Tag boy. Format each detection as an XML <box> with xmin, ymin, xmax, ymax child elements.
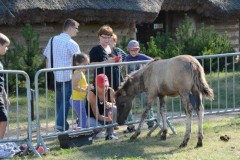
<box><xmin>124</xmin><ymin>40</ymin><xmax>154</xmax><ymax>133</ymax></box>
<box><xmin>0</xmin><ymin>33</ymin><xmax>10</xmax><ymax>139</ymax></box>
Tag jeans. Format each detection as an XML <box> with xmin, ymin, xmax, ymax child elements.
<box><xmin>56</xmin><ymin>80</ymin><xmax>72</xmax><ymax>131</ymax></box>
<box><xmin>71</xmin><ymin>100</ymin><xmax>87</xmax><ymax>128</ymax></box>
<box><xmin>87</xmin><ymin>106</ymin><xmax>117</xmax><ymax>136</ymax></box>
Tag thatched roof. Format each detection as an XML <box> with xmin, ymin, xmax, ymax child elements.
<box><xmin>0</xmin><ymin>0</ymin><xmax>163</xmax><ymax>25</ymax></box>
<box><xmin>161</xmin><ymin>0</ymin><xmax>240</xmax><ymax>19</ymax></box>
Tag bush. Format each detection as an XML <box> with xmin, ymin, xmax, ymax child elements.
<box><xmin>143</xmin><ymin>15</ymin><xmax>234</xmax><ymax>72</ymax></box>
<box><xmin>2</xmin><ymin>23</ymin><xmax>45</xmax><ymax>89</ymax></box>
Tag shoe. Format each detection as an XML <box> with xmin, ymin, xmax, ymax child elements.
<box><xmin>95</xmin><ymin>132</ymin><xmax>106</xmax><ymax>138</ymax></box>
<box><xmin>105</xmin><ymin>134</ymin><xmax>118</xmax><ymax>140</ymax></box>
<box><xmin>123</xmin><ymin>126</ymin><xmax>136</xmax><ymax>134</ymax></box>
<box><xmin>73</xmin><ymin>126</ymin><xmax>81</xmax><ymax>130</ymax></box>
<box><xmin>114</xmin><ymin>126</ymin><xmax>119</xmax><ymax>130</ymax></box>
<box><xmin>148</xmin><ymin>125</ymin><xmax>154</xmax><ymax>130</ymax></box>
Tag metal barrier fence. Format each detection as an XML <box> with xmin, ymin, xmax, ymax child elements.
<box><xmin>0</xmin><ymin>70</ymin><xmax>40</xmax><ymax>157</ymax></box>
<box><xmin>166</xmin><ymin>52</ymin><xmax>240</xmax><ymax>121</ymax></box>
<box><xmin>34</xmin><ymin>52</ymin><xmax>240</xmax><ymax>151</ymax></box>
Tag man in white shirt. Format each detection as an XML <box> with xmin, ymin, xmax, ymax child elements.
<box><xmin>43</xmin><ymin>18</ymin><xmax>81</xmax><ymax>131</ymax></box>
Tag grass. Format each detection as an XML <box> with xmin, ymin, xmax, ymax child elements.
<box><xmin>21</xmin><ymin>113</ymin><xmax>240</xmax><ymax>160</ymax></box>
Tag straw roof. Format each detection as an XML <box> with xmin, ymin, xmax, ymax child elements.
<box><xmin>0</xmin><ymin>0</ymin><xmax>163</xmax><ymax>25</ymax></box>
<box><xmin>161</xmin><ymin>0</ymin><xmax>240</xmax><ymax>19</ymax></box>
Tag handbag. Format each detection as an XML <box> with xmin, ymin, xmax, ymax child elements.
<box><xmin>58</xmin><ymin>131</ymin><xmax>94</xmax><ymax>149</ymax></box>
<box><xmin>47</xmin><ymin>37</ymin><xmax>55</xmax><ymax>91</ymax></box>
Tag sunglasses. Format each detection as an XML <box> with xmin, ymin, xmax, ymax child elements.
<box><xmin>129</xmin><ymin>49</ymin><xmax>139</xmax><ymax>52</ymax></box>
<box><xmin>100</xmin><ymin>35</ymin><xmax>111</xmax><ymax>40</ymax></box>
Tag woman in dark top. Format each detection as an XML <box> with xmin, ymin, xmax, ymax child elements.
<box><xmin>85</xmin><ymin>74</ymin><xmax>118</xmax><ymax>140</ymax></box>
<box><xmin>89</xmin><ymin>25</ymin><xmax>122</xmax><ymax>91</ymax></box>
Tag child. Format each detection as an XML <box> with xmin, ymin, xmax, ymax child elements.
<box><xmin>124</xmin><ymin>40</ymin><xmax>155</xmax><ymax>133</ymax></box>
<box><xmin>0</xmin><ymin>33</ymin><xmax>10</xmax><ymax>139</ymax></box>
<box><xmin>71</xmin><ymin>53</ymin><xmax>89</xmax><ymax>129</ymax></box>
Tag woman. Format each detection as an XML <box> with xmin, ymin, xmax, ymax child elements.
<box><xmin>89</xmin><ymin>25</ymin><xmax>122</xmax><ymax>91</ymax></box>
<box><xmin>85</xmin><ymin>74</ymin><xmax>118</xmax><ymax>140</ymax></box>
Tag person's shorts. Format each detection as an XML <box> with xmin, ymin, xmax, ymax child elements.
<box><xmin>0</xmin><ymin>107</ymin><xmax>7</xmax><ymax>121</ymax></box>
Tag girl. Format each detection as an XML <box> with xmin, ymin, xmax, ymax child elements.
<box><xmin>71</xmin><ymin>53</ymin><xmax>89</xmax><ymax>129</ymax></box>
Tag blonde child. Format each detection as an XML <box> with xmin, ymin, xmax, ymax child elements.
<box><xmin>0</xmin><ymin>33</ymin><xmax>10</xmax><ymax>138</ymax></box>
<box><xmin>71</xmin><ymin>53</ymin><xmax>89</xmax><ymax>129</ymax></box>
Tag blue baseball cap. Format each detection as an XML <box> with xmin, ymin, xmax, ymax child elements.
<box><xmin>127</xmin><ymin>40</ymin><xmax>140</xmax><ymax>49</ymax></box>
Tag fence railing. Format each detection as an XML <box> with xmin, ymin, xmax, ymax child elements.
<box><xmin>0</xmin><ymin>70</ymin><xmax>40</xmax><ymax>157</ymax></box>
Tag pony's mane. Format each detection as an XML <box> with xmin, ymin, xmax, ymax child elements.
<box><xmin>146</xmin><ymin>57</ymin><xmax>161</xmax><ymax>66</ymax></box>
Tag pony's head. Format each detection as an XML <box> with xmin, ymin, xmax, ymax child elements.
<box><xmin>115</xmin><ymin>81</ymin><xmax>134</xmax><ymax>125</ymax></box>
<box><xmin>115</xmin><ymin>72</ymin><xmax>142</xmax><ymax>125</ymax></box>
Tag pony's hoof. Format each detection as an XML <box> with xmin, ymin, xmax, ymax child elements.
<box><xmin>130</xmin><ymin>132</ymin><xmax>140</xmax><ymax>140</ymax></box>
<box><xmin>130</xmin><ymin>136</ymin><xmax>137</xmax><ymax>141</ymax></box>
<box><xmin>195</xmin><ymin>142</ymin><xmax>203</xmax><ymax>148</ymax></box>
<box><xmin>160</xmin><ymin>135</ymin><xmax>167</xmax><ymax>140</ymax></box>
<box><xmin>179</xmin><ymin>142</ymin><xmax>187</xmax><ymax>148</ymax></box>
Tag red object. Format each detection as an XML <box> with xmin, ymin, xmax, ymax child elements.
<box><xmin>37</xmin><ymin>146</ymin><xmax>44</xmax><ymax>153</ymax></box>
<box><xmin>114</xmin><ymin>56</ymin><xmax>121</xmax><ymax>62</ymax></box>
<box><xmin>95</xmin><ymin>74</ymin><xmax>109</xmax><ymax>88</ymax></box>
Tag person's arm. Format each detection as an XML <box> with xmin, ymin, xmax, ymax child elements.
<box><xmin>89</xmin><ymin>91</ymin><xmax>112</xmax><ymax>122</ymax></box>
<box><xmin>105</xmin><ymin>88</ymin><xmax>116</xmax><ymax>109</ymax></box>
<box><xmin>141</xmin><ymin>53</ymin><xmax>153</xmax><ymax>60</ymax></box>
<box><xmin>72</xmin><ymin>71</ymin><xmax>88</xmax><ymax>92</ymax></box>
<box><xmin>43</xmin><ymin>39</ymin><xmax>51</xmax><ymax>68</ymax></box>
<box><xmin>89</xmin><ymin>46</ymin><xmax>115</xmax><ymax>65</ymax></box>
<box><xmin>3</xmin><ymin>89</ymin><xmax>10</xmax><ymax>108</ymax></box>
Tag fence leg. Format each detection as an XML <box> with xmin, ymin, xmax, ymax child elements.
<box><xmin>167</xmin><ymin>118</ymin><xmax>177</xmax><ymax>135</ymax></box>
<box><xmin>26</xmin><ymin>139</ymin><xmax>41</xmax><ymax>158</ymax></box>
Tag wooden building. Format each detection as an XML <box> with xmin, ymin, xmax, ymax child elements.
<box><xmin>137</xmin><ymin>0</ymin><xmax>240</xmax><ymax>51</ymax></box>
<box><xmin>0</xmin><ymin>0</ymin><xmax>162</xmax><ymax>53</ymax></box>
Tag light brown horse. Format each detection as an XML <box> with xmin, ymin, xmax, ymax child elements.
<box><xmin>115</xmin><ymin>55</ymin><xmax>214</xmax><ymax>148</ymax></box>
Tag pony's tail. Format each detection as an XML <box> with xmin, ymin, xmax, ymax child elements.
<box><xmin>193</xmin><ymin>62</ymin><xmax>214</xmax><ymax>100</ymax></box>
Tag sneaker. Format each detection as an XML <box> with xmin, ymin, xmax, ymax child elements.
<box><xmin>114</xmin><ymin>126</ymin><xmax>119</xmax><ymax>130</ymax></box>
<box><xmin>148</xmin><ymin>125</ymin><xmax>154</xmax><ymax>130</ymax></box>
<box><xmin>105</xmin><ymin>134</ymin><xmax>118</xmax><ymax>140</ymax></box>
<box><xmin>123</xmin><ymin>126</ymin><xmax>136</xmax><ymax>134</ymax></box>
<box><xmin>73</xmin><ymin>126</ymin><xmax>81</xmax><ymax>130</ymax></box>
<box><xmin>95</xmin><ymin>132</ymin><xmax>106</xmax><ymax>138</ymax></box>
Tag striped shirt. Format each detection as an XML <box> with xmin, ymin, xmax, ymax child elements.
<box><xmin>43</xmin><ymin>33</ymin><xmax>81</xmax><ymax>82</ymax></box>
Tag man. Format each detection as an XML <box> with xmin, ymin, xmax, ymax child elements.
<box><xmin>43</xmin><ymin>18</ymin><xmax>81</xmax><ymax>131</ymax></box>
<box><xmin>0</xmin><ymin>33</ymin><xmax>10</xmax><ymax>138</ymax></box>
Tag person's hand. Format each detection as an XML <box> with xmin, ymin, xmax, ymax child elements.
<box><xmin>5</xmin><ymin>99</ymin><xmax>10</xmax><ymax>108</ymax></box>
<box><xmin>107</xmin><ymin>111</ymin><xmax>113</xmax><ymax>122</ymax></box>
<box><xmin>107</xmin><ymin>58</ymin><xmax>115</xmax><ymax>63</ymax></box>
<box><xmin>105</xmin><ymin>101</ymin><xmax>113</xmax><ymax>109</ymax></box>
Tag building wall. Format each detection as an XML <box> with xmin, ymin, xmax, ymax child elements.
<box><xmin>163</xmin><ymin>11</ymin><xmax>239</xmax><ymax>51</ymax></box>
<box><xmin>0</xmin><ymin>23</ymin><xmax>135</xmax><ymax>54</ymax></box>
<box><xmin>202</xmin><ymin>19</ymin><xmax>239</xmax><ymax>51</ymax></box>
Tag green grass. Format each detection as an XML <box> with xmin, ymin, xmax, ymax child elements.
<box><xmin>22</xmin><ymin>113</ymin><xmax>240</xmax><ymax>160</ymax></box>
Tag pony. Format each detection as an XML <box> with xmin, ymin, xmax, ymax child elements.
<box><xmin>115</xmin><ymin>55</ymin><xmax>214</xmax><ymax>148</ymax></box>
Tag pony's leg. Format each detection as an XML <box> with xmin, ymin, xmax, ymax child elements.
<box><xmin>130</xmin><ymin>101</ymin><xmax>152</xmax><ymax>140</ymax></box>
<box><xmin>179</xmin><ymin>94</ymin><xmax>193</xmax><ymax>148</ymax></box>
<box><xmin>193</xmin><ymin>92</ymin><xmax>204</xmax><ymax>148</ymax></box>
<box><xmin>158</xmin><ymin>97</ymin><xmax>168</xmax><ymax>140</ymax></box>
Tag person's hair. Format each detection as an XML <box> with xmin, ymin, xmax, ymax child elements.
<box><xmin>98</xmin><ymin>25</ymin><xmax>113</xmax><ymax>37</ymax></box>
<box><xmin>73</xmin><ymin>53</ymin><xmax>89</xmax><ymax>66</ymax></box>
<box><xmin>112</xmin><ymin>33</ymin><xmax>118</xmax><ymax>42</ymax></box>
<box><xmin>0</xmin><ymin>33</ymin><xmax>10</xmax><ymax>45</ymax></box>
<box><xmin>63</xmin><ymin>18</ymin><xmax>79</xmax><ymax>31</ymax></box>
